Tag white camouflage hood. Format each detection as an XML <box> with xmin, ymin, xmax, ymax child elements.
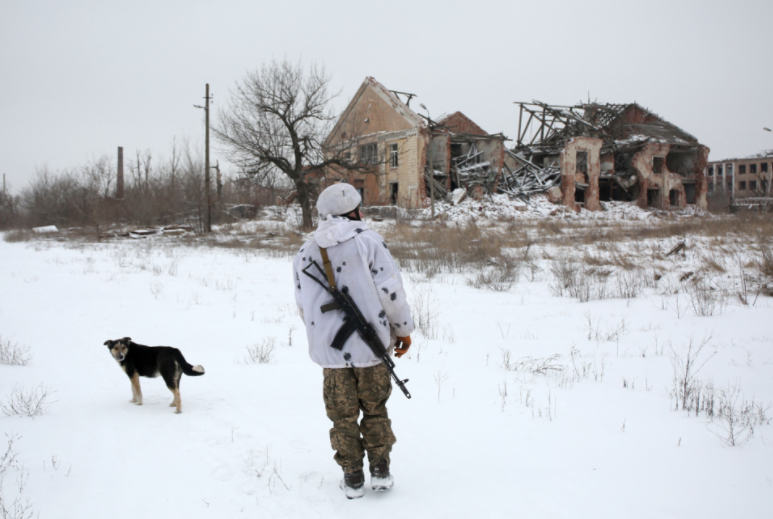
<box><xmin>314</xmin><ymin>215</ymin><xmax>370</xmax><ymax>249</ymax></box>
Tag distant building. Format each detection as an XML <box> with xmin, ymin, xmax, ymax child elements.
<box><xmin>323</xmin><ymin>77</ymin><xmax>506</xmax><ymax>209</ymax></box>
<box><xmin>512</xmin><ymin>102</ymin><xmax>710</xmax><ymax>210</ymax></box>
<box><xmin>706</xmin><ymin>151</ymin><xmax>772</xmax><ymax>199</ymax></box>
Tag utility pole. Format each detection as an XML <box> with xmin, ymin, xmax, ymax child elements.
<box><xmin>195</xmin><ymin>84</ymin><xmax>213</xmax><ymax>232</ymax></box>
<box><xmin>205</xmin><ymin>83</ymin><xmax>212</xmax><ymax>233</ymax></box>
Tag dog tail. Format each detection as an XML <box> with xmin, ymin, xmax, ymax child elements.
<box><xmin>172</xmin><ymin>348</ymin><xmax>205</xmax><ymax>376</ymax></box>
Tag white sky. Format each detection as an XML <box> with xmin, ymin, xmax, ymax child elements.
<box><xmin>1</xmin><ymin>0</ymin><xmax>772</xmax><ymax>190</ymax></box>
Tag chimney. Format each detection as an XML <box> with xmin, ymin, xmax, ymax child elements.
<box><xmin>117</xmin><ymin>146</ymin><xmax>124</xmax><ymax>199</ymax></box>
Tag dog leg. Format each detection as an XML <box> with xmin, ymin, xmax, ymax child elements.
<box><xmin>167</xmin><ymin>382</ymin><xmax>182</xmax><ymax>413</ymax></box>
<box><xmin>131</xmin><ymin>373</ymin><xmax>143</xmax><ymax>405</ymax></box>
<box><xmin>172</xmin><ymin>388</ymin><xmax>182</xmax><ymax>414</ymax></box>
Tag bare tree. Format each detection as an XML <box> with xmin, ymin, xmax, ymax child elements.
<box><xmin>214</xmin><ymin>60</ymin><xmax>364</xmax><ymax>230</ymax></box>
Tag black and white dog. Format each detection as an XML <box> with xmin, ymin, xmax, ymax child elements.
<box><xmin>103</xmin><ymin>337</ymin><xmax>205</xmax><ymax>414</ymax></box>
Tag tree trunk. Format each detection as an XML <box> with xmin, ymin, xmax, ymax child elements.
<box><xmin>294</xmin><ymin>178</ymin><xmax>315</xmax><ymax>231</ymax></box>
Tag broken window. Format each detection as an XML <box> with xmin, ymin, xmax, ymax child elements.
<box><xmin>666</xmin><ymin>151</ymin><xmax>694</xmax><ymax>175</ymax></box>
<box><xmin>685</xmin><ymin>184</ymin><xmax>696</xmax><ymax>204</ymax></box>
<box><xmin>390</xmin><ymin>182</ymin><xmax>398</xmax><ymax>205</ymax></box>
<box><xmin>708</xmin><ymin>166</ymin><xmax>714</xmax><ymax>176</ymax></box>
<box><xmin>599</xmin><ymin>180</ymin><xmax>611</xmax><ymax>202</ymax></box>
<box><xmin>647</xmin><ymin>189</ymin><xmax>660</xmax><ymax>207</ymax></box>
<box><xmin>576</xmin><ymin>151</ymin><xmax>588</xmax><ymax>177</ymax></box>
<box><xmin>750</xmin><ymin>180</ymin><xmax>757</xmax><ymax>191</ymax></box>
<box><xmin>750</xmin><ymin>163</ymin><xmax>757</xmax><ymax>174</ymax></box>
<box><xmin>740</xmin><ymin>181</ymin><xmax>746</xmax><ymax>190</ymax></box>
<box><xmin>739</xmin><ymin>165</ymin><xmax>746</xmax><ymax>175</ymax></box>
<box><xmin>669</xmin><ymin>190</ymin><xmax>679</xmax><ymax>206</ymax></box>
<box><xmin>359</xmin><ymin>143</ymin><xmax>378</xmax><ymax>165</ymax></box>
<box><xmin>762</xmin><ymin>163</ymin><xmax>769</xmax><ymax>173</ymax></box>
<box><xmin>389</xmin><ymin>144</ymin><xmax>398</xmax><ymax>168</ymax></box>
<box><xmin>450</xmin><ymin>143</ymin><xmax>463</xmax><ymax>159</ymax></box>
<box><xmin>727</xmin><ymin>164</ymin><xmax>733</xmax><ymax>176</ymax></box>
<box><xmin>717</xmin><ymin>165</ymin><xmax>723</xmax><ymax>176</ymax></box>
<box><xmin>574</xmin><ymin>184</ymin><xmax>585</xmax><ymax>204</ymax></box>
<box><xmin>653</xmin><ymin>156</ymin><xmax>665</xmax><ymax>174</ymax></box>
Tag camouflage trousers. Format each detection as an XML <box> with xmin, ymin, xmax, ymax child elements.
<box><xmin>322</xmin><ymin>363</ymin><xmax>396</xmax><ymax>473</ymax></box>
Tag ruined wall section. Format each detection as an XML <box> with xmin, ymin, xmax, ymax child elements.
<box><xmin>559</xmin><ymin>137</ymin><xmax>602</xmax><ymax>211</ymax></box>
<box><xmin>694</xmin><ymin>146</ymin><xmax>709</xmax><ymax>209</ymax></box>
<box><xmin>631</xmin><ymin>143</ymin><xmax>671</xmax><ymax>208</ymax></box>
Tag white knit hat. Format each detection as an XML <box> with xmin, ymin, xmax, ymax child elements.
<box><xmin>316</xmin><ymin>183</ymin><xmax>362</xmax><ymax>217</ymax></box>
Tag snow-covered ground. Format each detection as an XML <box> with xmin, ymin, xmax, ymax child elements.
<box><xmin>1</xmin><ymin>217</ymin><xmax>772</xmax><ymax>518</ymax></box>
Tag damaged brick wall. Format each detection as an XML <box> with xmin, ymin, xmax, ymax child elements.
<box><xmin>559</xmin><ymin>137</ymin><xmax>603</xmax><ymax>211</ymax></box>
<box><xmin>439</xmin><ymin>112</ymin><xmax>488</xmax><ymax>136</ymax></box>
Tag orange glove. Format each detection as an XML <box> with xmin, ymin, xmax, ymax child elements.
<box><xmin>394</xmin><ymin>336</ymin><xmax>411</xmax><ymax>358</ymax></box>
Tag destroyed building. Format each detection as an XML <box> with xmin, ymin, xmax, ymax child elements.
<box><xmin>323</xmin><ymin>77</ymin><xmax>506</xmax><ymax>209</ymax></box>
<box><xmin>504</xmin><ymin>102</ymin><xmax>710</xmax><ymax>210</ymax></box>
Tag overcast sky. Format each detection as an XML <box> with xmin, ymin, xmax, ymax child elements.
<box><xmin>2</xmin><ymin>0</ymin><xmax>772</xmax><ymax>191</ymax></box>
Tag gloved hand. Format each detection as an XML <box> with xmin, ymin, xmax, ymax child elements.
<box><xmin>394</xmin><ymin>336</ymin><xmax>411</xmax><ymax>358</ymax></box>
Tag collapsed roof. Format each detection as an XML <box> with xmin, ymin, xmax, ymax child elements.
<box><xmin>513</xmin><ymin>101</ymin><xmax>701</xmax><ymax>155</ymax></box>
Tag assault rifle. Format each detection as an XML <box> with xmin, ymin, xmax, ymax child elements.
<box><xmin>301</xmin><ymin>247</ymin><xmax>411</xmax><ymax>399</ymax></box>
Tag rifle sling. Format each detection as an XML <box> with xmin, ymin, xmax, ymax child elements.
<box><xmin>319</xmin><ymin>247</ymin><xmax>337</xmax><ymax>290</ymax></box>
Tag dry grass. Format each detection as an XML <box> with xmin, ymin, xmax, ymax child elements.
<box><xmin>384</xmin><ymin>221</ymin><xmax>530</xmax><ymax>275</ymax></box>
<box><xmin>2</xmin><ymin>230</ymin><xmax>33</xmax><ymax>243</ymax></box>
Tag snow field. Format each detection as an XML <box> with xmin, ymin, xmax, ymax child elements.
<box><xmin>1</xmin><ymin>225</ymin><xmax>772</xmax><ymax>518</ymax></box>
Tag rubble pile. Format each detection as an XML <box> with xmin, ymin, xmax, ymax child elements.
<box><xmin>498</xmin><ymin>150</ymin><xmax>561</xmax><ymax>200</ymax></box>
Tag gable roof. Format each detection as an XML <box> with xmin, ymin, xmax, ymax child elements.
<box><xmin>324</xmin><ymin>77</ymin><xmax>425</xmax><ymax>147</ymax></box>
<box><xmin>437</xmin><ymin>111</ymin><xmax>487</xmax><ymax>136</ymax></box>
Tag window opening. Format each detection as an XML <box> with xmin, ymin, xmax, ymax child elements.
<box><xmin>574</xmin><ymin>185</ymin><xmax>585</xmax><ymax>203</ymax></box>
<box><xmin>653</xmin><ymin>157</ymin><xmax>665</xmax><ymax>174</ymax></box>
<box><xmin>390</xmin><ymin>182</ymin><xmax>398</xmax><ymax>205</ymax></box>
<box><xmin>750</xmin><ymin>164</ymin><xmax>757</xmax><ymax>174</ymax></box>
<box><xmin>750</xmin><ymin>180</ymin><xmax>757</xmax><ymax>191</ymax></box>
<box><xmin>669</xmin><ymin>189</ymin><xmax>679</xmax><ymax>206</ymax></box>
<box><xmin>739</xmin><ymin>181</ymin><xmax>746</xmax><ymax>191</ymax></box>
<box><xmin>739</xmin><ymin>165</ymin><xmax>746</xmax><ymax>174</ymax></box>
<box><xmin>359</xmin><ymin>143</ymin><xmax>378</xmax><ymax>164</ymax></box>
<box><xmin>576</xmin><ymin>151</ymin><xmax>588</xmax><ymax>177</ymax></box>
<box><xmin>684</xmin><ymin>184</ymin><xmax>696</xmax><ymax>204</ymax></box>
<box><xmin>389</xmin><ymin>144</ymin><xmax>398</xmax><ymax>168</ymax></box>
<box><xmin>647</xmin><ymin>189</ymin><xmax>660</xmax><ymax>207</ymax></box>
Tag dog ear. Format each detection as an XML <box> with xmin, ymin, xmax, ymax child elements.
<box><xmin>104</xmin><ymin>340</ymin><xmax>113</xmax><ymax>347</ymax></box>
<box><xmin>122</xmin><ymin>337</ymin><xmax>132</xmax><ymax>344</ymax></box>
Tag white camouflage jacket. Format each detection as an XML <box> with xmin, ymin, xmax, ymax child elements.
<box><xmin>293</xmin><ymin>216</ymin><xmax>415</xmax><ymax>368</ymax></box>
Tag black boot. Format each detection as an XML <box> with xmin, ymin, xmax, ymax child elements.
<box><xmin>341</xmin><ymin>469</ymin><xmax>365</xmax><ymax>499</ymax></box>
<box><xmin>370</xmin><ymin>459</ymin><xmax>394</xmax><ymax>491</ymax></box>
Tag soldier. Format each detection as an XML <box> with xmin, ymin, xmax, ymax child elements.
<box><xmin>293</xmin><ymin>183</ymin><xmax>414</xmax><ymax>499</ymax></box>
